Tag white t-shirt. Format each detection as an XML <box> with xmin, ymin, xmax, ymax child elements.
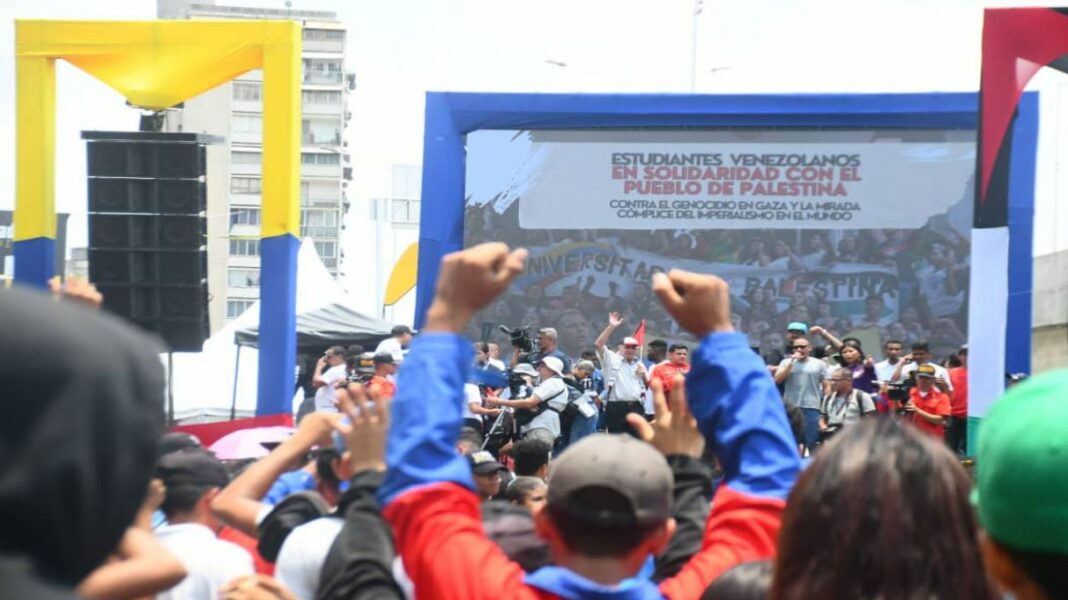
<box><xmin>598</xmin><ymin>348</ymin><xmax>646</xmax><ymax>402</ymax></box>
<box><xmin>155</xmin><ymin>523</ymin><xmax>254</xmax><ymax>600</ymax></box>
<box><xmin>375</xmin><ymin>338</ymin><xmax>405</xmax><ymax>362</ymax></box>
<box><xmin>275</xmin><ymin>516</ymin><xmax>345</xmax><ymax>600</ymax></box>
<box><xmin>314</xmin><ymin>364</ymin><xmax>347</xmax><ymax>413</ymax></box>
<box><xmin>522</xmin><ymin>377</ymin><xmax>566</xmax><ymax>439</ymax></box>
<box><xmin>899</xmin><ymin>362</ymin><xmax>954</xmax><ymax>391</ymax></box>
<box><xmin>463</xmin><ymin>383</ymin><xmax>481</xmax><ymax>420</ymax></box>
<box><xmin>874</xmin><ymin>359</ymin><xmax>904</xmax><ymax>384</ymax></box>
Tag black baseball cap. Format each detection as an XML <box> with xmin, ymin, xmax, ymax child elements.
<box><xmin>468</xmin><ymin>450</ymin><xmax>506</xmax><ymax>475</ymax></box>
<box><xmin>157</xmin><ymin>432</ymin><xmax>202</xmax><ymax>458</ymax></box>
<box><xmin>391</xmin><ymin>325</ymin><xmax>414</xmax><ymax>336</ymax></box>
<box><xmin>373</xmin><ymin>352</ymin><xmax>395</xmax><ymax>365</ymax></box>
<box><xmin>155</xmin><ymin>450</ymin><xmax>229</xmax><ymax>489</ymax></box>
<box><xmin>548</xmin><ymin>434</ymin><xmax>672</xmax><ymax>527</ymax></box>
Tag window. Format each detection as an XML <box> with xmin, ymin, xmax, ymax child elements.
<box><xmin>228</xmin><ymin>268</ymin><xmax>261</xmax><ymax>288</ymax></box>
<box><xmin>231</xmin><ymin>177</ymin><xmax>261</xmax><ymax>194</ymax></box>
<box><xmin>232</xmin><ymin>151</ymin><xmax>261</xmax><ymax>164</ymax></box>
<box><xmin>227</xmin><ymin>299</ymin><xmax>255</xmax><ymax>319</ymax></box>
<box><xmin>314</xmin><ymin>240</ymin><xmax>337</xmax><ymax>258</ymax></box>
<box><xmin>391</xmin><ymin>198</ymin><xmax>421</xmax><ymax>224</ymax></box>
<box><xmin>303</xmin><ymin>59</ymin><xmax>343</xmax><ymax>84</ymax></box>
<box><xmin>233</xmin><ymin>114</ymin><xmax>263</xmax><ymax>133</ymax></box>
<box><xmin>301</xmin><ymin>119</ymin><xmax>342</xmax><ymax>145</ymax></box>
<box><xmin>233</xmin><ymin>82</ymin><xmax>262</xmax><ymax>102</ymax></box>
<box><xmin>301</xmin><ymin>152</ymin><xmax>340</xmax><ymax>165</ymax></box>
<box><xmin>302</xmin><ymin>209</ymin><xmax>339</xmax><ymax>227</ymax></box>
<box><xmin>229</xmin><ymin>239</ymin><xmax>261</xmax><ymax>256</ymax></box>
<box><xmin>302</xmin><ymin>90</ymin><xmax>343</xmax><ymax>105</ymax></box>
<box><xmin>230</xmin><ymin>208</ymin><xmax>261</xmax><ymax>227</ymax></box>
<box><xmin>304</xmin><ymin>29</ymin><xmax>344</xmax><ymax>41</ymax></box>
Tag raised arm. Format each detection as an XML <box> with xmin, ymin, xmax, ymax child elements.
<box><xmin>648</xmin><ymin>270</ymin><xmax>801</xmax><ymax>599</ymax></box>
<box><xmin>379</xmin><ymin>243</ymin><xmax>538</xmax><ymax>600</ymax></box>
<box><xmin>595</xmin><ymin>312</ymin><xmax>624</xmax><ymax>354</ymax></box>
<box><xmin>211</xmin><ymin>412</ymin><xmax>338</xmax><ymax>536</ymax></box>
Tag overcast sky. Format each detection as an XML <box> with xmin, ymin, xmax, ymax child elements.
<box><xmin>1</xmin><ymin>0</ymin><xmax>1064</xmax><ymax>257</ymax></box>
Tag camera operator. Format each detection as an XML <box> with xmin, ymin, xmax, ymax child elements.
<box><xmin>594</xmin><ymin>312</ymin><xmax>648</xmax><ymax>434</ymax></box>
<box><xmin>518</xmin><ymin>327</ymin><xmax>572</xmax><ymax>375</ymax></box>
<box><xmin>819</xmin><ymin>367</ymin><xmax>876</xmax><ymax>444</ymax></box>
<box><xmin>902</xmin><ymin>364</ymin><xmax>951</xmax><ymax>439</ymax></box>
<box><xmin>891</xmin><ymin>342</ymin><xmax>954</xmax><ymax>395</ymax></box>
<box><xmin>486</xmin><ymin>357</ymin><xmax>568</xmax><ymax>447</ymax></box>
<box><xmin>312</xmin><ymin>346</ymin><xmax>348</xmax><ymax>413</ymax></box>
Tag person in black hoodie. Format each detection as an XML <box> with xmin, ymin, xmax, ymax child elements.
<box><xmin>0</xmin><ymin>285</ymin><xmax>167</xmax><ymax>599</ymax></box>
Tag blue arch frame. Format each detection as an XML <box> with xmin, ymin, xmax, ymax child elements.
<box><xmin>415</xmin><ymin>91</ymin><xmax>1035</xmax><ymax>390</ymax></box>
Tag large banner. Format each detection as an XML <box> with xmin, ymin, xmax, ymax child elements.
<box><xmin>465</xmin><ymin>129</ymin><xmax>974</xmax><ymax>362</ymax></box>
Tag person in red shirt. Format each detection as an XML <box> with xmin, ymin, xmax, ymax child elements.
<box><xmin>945</xmin><ymin>347</ymin><xmax>968</xmax><ymax>456</ymax></box>
<box><xmin>366</xmin><ymin>353</ymin><xmax>397</xmax><ymax>400</ymax></box>
<box><xmin>649</xmin><ymin>343</ymin><xmax>690</xmax><ymax>401</ymax></box>
<box><xmin>905</xmin><ymin>364</ymin><xmax>951</xmax><ymax>439</ymax></box>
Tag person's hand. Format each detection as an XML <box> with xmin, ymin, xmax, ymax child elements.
<box><xmin>864</xmin><ymin>356</ymin><xmax>875</xmax><ymax>368</ymax></box>
<box><xmin>483</xmin><ymin>387</ymin><xmax>502</xmax><ymax>407</ymax></box>
<box><xmin>220</xmin><ymin>575</ymin><xmax>297</xmax><ymax>600</ymax></box>
<box><xmin>498</xmin><ymin>441</ymin><xmax>514</xmax><ymax>456</ymax></box>
<box><xmin>934</xmin><ymin>376</ymin><xmax>947</xmax><ymax>389</ymax></box>
<box><xmin>608</xmin><ymin>312</ymin><xmax>624</xmax><ymax>327</ymax></box>
<box><xmin>818</xmin><ymin>421</ymin><xmax>828</xmax><ymax>432</ymax></box>
<box><xmin>627</xmin><ymin>376</ymin><xmax>705</xmax><ymax>458</ymax></box>
<box><xmin>902</xmin><ymin>354</ymin><xmax>914</xmax><ymax>364</ymax></box>
<box><xmin>487</xmin><ymin>408</ymin><xmax>502</xmax><ymax>417</ymax></box>
<box><xmin>143</xmin><ymin>478</ymin><xmax>166</xmax><ymax>513</ymax></box>
<box><xmin>651</xmin><ymin>270</ymin><xmax>732</xmax><ymax>337</ymax></box>
<box><xmin>291</xmin><ymin>411</ymin><xmax>341</xmax><ymax>448</ymax></box>
<box><xmin>333</xmin><ymin>383</ymin><xmax>389</xmax><ymax>473</ymax></box>
<box><xmin>426</xmin><ymin>243</ymin><xmax>528</xmax><ymax>333</ymax></box>
<box><xmin>50</xmin><ymin>276</ymin><xmax>103</xmax><ymax>309</ymax></box>
<box><xmin>879</xmin><ymin>382</ymin><xmax>889</xmax><ymax>395</ymax></box>
<box><xmin>902</xmin><ymin>401</ymin><xmax>916</xmax><ymax>413</ymax></box>
<box><xmin>792</xmin><ymin>351</ymin><xmax>803</xmax><ymax>362</ymax></box>
<box><xmin>809</xmin><ymin>325</ymin><xmax>825</xmax><ymax>336</ymax></box>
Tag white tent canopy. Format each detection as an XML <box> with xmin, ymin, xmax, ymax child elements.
<box><xmin>169</xmin><ymin>240</ymin><xmax>366</xmax><ymax>422</ymax></box>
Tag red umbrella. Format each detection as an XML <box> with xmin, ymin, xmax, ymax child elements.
<box><xmin>208</xmin><ymin>426</ymin><xmax>295</xmax><ymax>460</ymax></box>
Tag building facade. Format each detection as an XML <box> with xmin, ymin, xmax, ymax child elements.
<box><xmin>159</xmin><ymin>0</ymin><xmax>352</xmax><ymax>331</ymax></box>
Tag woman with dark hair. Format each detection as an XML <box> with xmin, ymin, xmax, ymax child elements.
<box><xmin>836</xmin><ymin>341</ymin><xmax>877</xmax><ymax>395</ymax></box>
<box><xmin>771</xmin><ymin>419</ymin><xmax>997</xmax><ymax>600</ymax></box>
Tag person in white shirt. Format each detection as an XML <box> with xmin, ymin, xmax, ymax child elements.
<box><xmin>487</xmin><ymin>357</ymin><xmax>568</xmax><ymax>446</ymax></box>
<box><xmin>486</xmin><ymin>342</ymin><xmax>506</xmax><ymax>371</ymax></box>
<box><xmin>154</xmin><ymin>452</ymin><xmax>254</xmax><ymax>600</ymax></box>
<box><xmin>374</xmin><ymin>325</ymin><xmax>414</xmax><ymax>362</ymax></box>
<box><xmin>312</xmin><ymin>346</ymin><xmax>348</xmax><ymax>413</ymax></box>
<box><xmin>891</xmin><ymin>341</ymin><xmax>954</xmax><ymax>394</ymax></box>
<box><xmin>593</xmin><ymin>313</ymin><xmax>648</xmax><ymax>434</ymax></box>
<box><xmin>874</xmin><ymin>339</ymin><xmax>906</xmax><ymax>384</ymax></box>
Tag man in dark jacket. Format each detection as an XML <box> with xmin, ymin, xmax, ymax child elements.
<box><xmin>0</xmin><ymin>286</ymin><xmax>166</xmax><ymax>599</ymax></box>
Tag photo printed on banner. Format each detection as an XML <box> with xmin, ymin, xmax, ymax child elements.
<box><xmin>464</xmin><ymin>129</ymin><xmax>975</xmax><ymax>362</ymax></box>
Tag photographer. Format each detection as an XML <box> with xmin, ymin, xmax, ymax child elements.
<box><xmin>366</xmin><ymin>353</ymin><xmax>398</xmax><ymax>400</ymax></box>
<box><xmin>819</xmin><ymin>367</ymin><xmax>876</xmax><ymax>444</ymax></box>
<box><xmin>313</xmin><ymin>346</ymin><xmax>348</xmax><ymax>413</ymax></box>
<box><xmin>902</xmin><ymin>364</ymin><xmax>951</xmax><ymax>439</ymax></box>
<box><xmin>486</xmin><ymin>357</ymin><xmax>568</xmax><ymax>446</ymax></box>
<box><xmin>530</xmin><ymin>328</ymin><xmax>572</xmax><ymax>373</ymax></box>
<box><xmin>594</xmin><ymin>313</ymin><xmax>648</xmax><ymax>434</ymax></box>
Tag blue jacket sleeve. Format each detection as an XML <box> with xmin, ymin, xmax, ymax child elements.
<box><xmin>378</xmin><ymin>333</ymin><xmax>475</xmax><ymax>505</ymax></box>
<box><xmin>686</xmin><ymin>332</ymin><xmax>800</xmax><ymax>501</ymax></box>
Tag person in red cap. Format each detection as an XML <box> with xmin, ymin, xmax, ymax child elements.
<box><xmin>904</xmin><ymin>364</ymin><xmax>951</xmax><ymax>438</ymax></box>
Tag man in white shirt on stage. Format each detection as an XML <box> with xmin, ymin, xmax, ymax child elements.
<box><xmin>594</xmin><ymin>312</ymin><xmax>648</xmax><ymax>434</ymax></box>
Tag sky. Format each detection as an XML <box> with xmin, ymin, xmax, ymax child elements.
<box><xmin>1</xmin><ymin>0</ymin><xmax>1065</xmax><ymax>261</ymax></box>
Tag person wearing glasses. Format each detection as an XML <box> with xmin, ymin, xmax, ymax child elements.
<box><xmin>775</xmin><ymin>337</ymin><xmax>831</xmax><ymax>455</ymax></box>
<box><xmin>819</xmin><ymin>367</ymin><xmax>877</xmax><ymax>443</ymax></box>
<box><xmin>594</xmin><ymin>312</ymin><xmax>649</xmax><ymax>434</ymax></box>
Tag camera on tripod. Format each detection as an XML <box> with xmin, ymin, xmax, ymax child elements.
<box><xmin>498</xmin><ymin>324</ymin><xmax>534</xmax><ymax>353</ymax></box>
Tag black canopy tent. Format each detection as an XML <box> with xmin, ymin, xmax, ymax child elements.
<box><xmin>234</xmin><ymin>303</ymin><xmax>394</xmax><ymax>351</ymax></box>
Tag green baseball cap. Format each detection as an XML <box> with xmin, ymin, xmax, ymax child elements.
<box><xmin>974</xmin><ymin>369</ymin><xmax>1068</xmax><ymax>554</ymax></box>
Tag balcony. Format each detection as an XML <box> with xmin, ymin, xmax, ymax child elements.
<box><xmin>301</xmin><ymin>163</ymin><xmax>340</xmax><ymax>178</ymax></box>
<box><xmin>302</xmin><ymin>131</ymin><xmax>341</xmax><ymax>146</ymax></box>
<box><xmin>301</xmin><ymin>196</ymin><xmax>340</xmax><ymax>208</ymax></box>
<box><xmin>231</xmin><ymin>162</ymin><xmax>262</xmax><ymax>176</ymax></box>
<box><xmin>301</xmin><ymin>225</ymin><xmax>339</xmax><ymax>239</ymax></box>
<box><xmin>304</xmin><ymin>71</ymin><xmax>343</xmax><ymax>85</ymax></box>
<box><xmin>303</xmin><ymin>39</ymin><xmax>344</xmax><ymax>54</ymax></box>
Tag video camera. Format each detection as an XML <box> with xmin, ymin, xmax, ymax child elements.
<box><xmin>345</xmin><ymin>352</ymin><xmax>376</xmax><ymax>385</ymax></box>
<box><xmin>498</xmin><ymin>324</ymin><xmax>534</xmax><ymax>353</ymax></box>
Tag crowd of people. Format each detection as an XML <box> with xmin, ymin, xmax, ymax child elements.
<box><xmin>4</xmin><ymin>243</ymin><xmax>1065</xmax><ymax>600</ymax></box>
